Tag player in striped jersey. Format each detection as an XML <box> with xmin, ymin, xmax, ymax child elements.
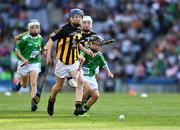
<box><xmin>45</xmin><ymin>8</ymin><xmax>94</xmax><ymax>116</ymax></box>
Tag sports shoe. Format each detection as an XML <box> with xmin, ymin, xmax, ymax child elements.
<box><xmin>74</xmin><ymin>104</ymin><xmax>84</xmax><ymax>116</ymax></box>
<box><xmin>31</xmin><ymin>99</ymin><xmax>38</xmax><ymax>112</ymax></box>
<box><xmin>47</xmin><ymin>98</ymin><xmax>55</xmax><ymax>116</ymax></box>
<box><xmin>15</xmin><ymin>82</ymin><xmax>21</xmax><ymax>91</ymax></box>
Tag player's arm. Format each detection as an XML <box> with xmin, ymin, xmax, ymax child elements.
<box><xmin>44</xmin><ymin>28</ymin><xmax>63</xmax><ymax>64</ymax></box>
<box><xmin>79</xmin><ymin>44</ymin><xmax>94</xmax><ymax>57</ymax></box>
<box><xmin>44</xmin><ymin>38</ymin><xmax>54</xmax><ymax>64</ymax></box>
<box><xmin>102</xmin><ymin>64</ymin><xmax>114</xmax><ymax>78</ymax></box>
<box><xmin>14</xmin><ymin>32</ymin><xmax>28</xmax><ymax>42</ymax></box>
<box><xmin>100</xmin><ymin>54</ymin><xmax>113</xmax><ymax>78</ymax></box>
<box><xmin>15</xmin><ymin>44</ymin><xmax>29</xmax><ymax>64</ymax></box>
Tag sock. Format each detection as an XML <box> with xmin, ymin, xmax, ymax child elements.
<box><xmin>49</xmin><ymin>96</ymin><xmax>56</xmax><ymax>102</ymax></box>
<box><xmin>75</xmin><ymin>101</ymin><xmax>82</xmax><ymax>108</ymax></box>
<box><xmin>83</xmin><ymin>103</ymin><xmax>89</xmax><ymax>111</ymax></box>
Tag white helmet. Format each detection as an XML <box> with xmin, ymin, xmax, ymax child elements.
<box><xmin>83</xmin><ymin>16</ymin><xmax>93</xmax><ymax>23</ymax></box>
<box><xmin>28</xmin><ymin>19</ymin><xmax>40</xmax><ymax>30</ymax></box>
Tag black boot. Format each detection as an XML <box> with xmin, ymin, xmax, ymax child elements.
<box><xmin>31</xmin><ymin>99</ymin><xmax>38</xmax><ymax>112</ymax></box>
<box><xmin>47</xmin><ymin>97</ymin><xmax>55</xmax><ymax>116</ymax></box>
<box><xmin>74</xmin><ymin>103</ymin><xmax>84</xmax><ymax>116</ymax></box>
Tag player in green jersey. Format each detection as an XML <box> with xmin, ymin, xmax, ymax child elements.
<box><xmin>14</xmin><ymin>19</ymin><xmax>43</xmax><ymax>111</ymax></box>
<box><xmin>80</xmin><ymin>35</ymin><xmax>114</xmax><ymax>114</ymax></box>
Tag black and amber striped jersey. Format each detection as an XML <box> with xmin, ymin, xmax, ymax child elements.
<box><xmin>80</xmin><ymin>31</ymin><xmax>96</xmax><ymax>47</ymax></box>
<box><xmin>50</xmin><ymin>22</ymin><xmax>82</xmax><ymax>65</ymax></box>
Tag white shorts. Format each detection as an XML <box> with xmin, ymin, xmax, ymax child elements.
<box><xmin>17</xmin><ymin>61</ymin><xmax>41</xmax><ymax>76</ymax></box>
<box><xmin>84</xmin><ymin>75</ymin><xmax>98</xmax><ymax>90</ymax></box>
<box><xmin>55</xmin><ymin>60</ymin><xmax>80</xmax><ymax>78</ymax></box>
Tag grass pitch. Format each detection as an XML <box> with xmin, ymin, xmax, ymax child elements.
<box><xmin>0</xmin><ymin>92</ymin><xmax>180</xmax><ymax>130</ymax></box>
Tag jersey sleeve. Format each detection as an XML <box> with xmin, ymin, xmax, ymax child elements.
<box><xmin>99</xmin><ymin>53</ymin><xmax>107</xmax><ymax>67</ymax></box>
<box><xmin>50</xmin><ymin>28</ymin><xmax>65</xmax><ymax>41</ymax></box>
<box><xmin>15</xmin><ymin>31</ymin><xmax>28</xmax><ymax>41</ymax></box>
<box><xmin>15</xmin><ymin>39</ymin><xmax>25</xmax><ymax>51</ymax></box>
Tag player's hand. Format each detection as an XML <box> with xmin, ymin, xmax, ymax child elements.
<box><xmin>79</xmin><ymin>55</ymin><xmax>85</xmax><ymax>63</ymax></box>
<box><xmin>42</xmin><ymin>50</ymin><xmax>47</xmax><ymax>57</ymax></box>
<box><xmin>86</xmin><ymin>49</ymin><xmax>94</xmax><ymax>57</ymax></box>
<box><xmin>108</xmin><ymin>72</ymin><xmax>114</xmax><ymax>78</ymax></box>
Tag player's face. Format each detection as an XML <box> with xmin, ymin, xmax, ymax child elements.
<box><xmin>29</xmin><ymin>25</ymin><xmax>40</xmax><ymax>36</ymax></box>
<box><xmin>82</xmin><ymin>21</ymin><xmax>92</xmax><ymax>32</ymax></box>
<box><xmin>70</xmin><ymin>14</ymin><xmax>83</xmax><ymax>27</ymax></box>
<box><xmin>91</xmin><ymin>41</ymin><xmax>102</xmax><ymax>52</ymax></box>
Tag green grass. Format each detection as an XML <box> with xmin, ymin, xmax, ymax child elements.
<box><xmin>0</xmin><ymin>92</ymin><xmax>180</xmax><ymax>130</ymax></box>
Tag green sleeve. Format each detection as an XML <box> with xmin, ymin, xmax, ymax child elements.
<box><xmin>99</xmin><ymin>54</ymin><xmax>107</xmax><ymax>67</ymax></box>
<box><xmin>15</xmin><ymin>39</ymin><xmax>25</xmax><ymax>51</ymax></box>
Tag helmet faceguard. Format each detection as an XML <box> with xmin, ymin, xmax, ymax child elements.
<box><xmin>28</xmin><ymin>19</ymin><xmax>40</xmax><ymax>30</ymax></box>
<box><xmin>90</xmin><ymin>35</ymin><xmax>104</xmax><ymax>53</ymax></box>
<box><xmin>69</xmin><ymin>8</ymin><xmax>84</xmax><ymax>27</ymax></box>
<box><xmin>82</xmin><ymin>16</ymin><xmax>93</xmax><ymax>32</ymax></box>
<box><xmin>91</xmin><ymin>35</ymin><xmax>104</xmax><ymax>46</ymax></box>
<box><xmin>28</xmin><ymin>19</ymin><xmax>40</xmax><ymax>37</ymax></box>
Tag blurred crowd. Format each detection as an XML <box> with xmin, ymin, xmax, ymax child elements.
<box><xmin>0</xmin><ymin>0</ymin><xmax>179</xmax><ymax>83</ymax></box>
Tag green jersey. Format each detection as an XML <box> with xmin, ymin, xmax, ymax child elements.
<box><xmin>81</xmin><ymin>51</ymin><xmax>107</xmax><ymax>77</ymax></box>
<box><xmin>15</xmin><ymin>33</ymin><xmax>43</xmax><ymax>63</ymax></box>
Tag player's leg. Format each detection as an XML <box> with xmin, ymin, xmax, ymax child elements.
<box><xmin>47</xmin><ymin>76</ymin><xmax>65</xmax><ymax>116</ymax></box>
<box><xmin>67</xmin><ymin>55</ymin><xmax>85</xmax><ymax>87</ymax></box>
<box><xmin>83</xmin><ymin>89</ymin><xmax>99</xmax><ymax>112</ymax></box>
<box><xmin>69</xmin><ymin>68</ymin><xmax>85</xmax><ymax>115</ymax></box>
<box><xmin>14</xmin><ymin>61</ymin><xmax>28</xmax><ymax>91</ymax></box>
<box><xmin>21</xmin><ymin>75</ymin><xmax>29</xmax><ymax>88</ymax></box>
<box><xmin>69</xmin><ymin>61</ymin><xmax>85</xmax><ymax>116</ymax></box>
<box><xmin>82</xmin><ymin>81</ymin><xmax>91</xmax><ymax>105</ymax></box>
<box><xmin>16</xmin><ymin>75</ymin><xmax>29</xmax><ymax>95</ymax></box>
<box><xmin>47</xmin><ymin>60</ymin><xmax>66</xmax><ymax>116</ymax></box>
<box><xmin>82</xmin><ymin>75</ymin><xmax>99</xmax><ymax>113</ymax></box>
<box><xmin>29</xmin><ymin>70</ymin><xmax>39</xmax><ymax>111</ymax></box>
<box><xmin>15</xmin><ymin>75</ymin><xmax>28</xmax><ymax>91</ymax></box>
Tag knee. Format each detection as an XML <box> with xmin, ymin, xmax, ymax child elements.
<box><xmin>54</xmin><ymin>83</ymin><xmax>62</xmax><ymax>91</ymax></box>
<box><xmin>78</xmin><ymin>78</ymin><xmax>84</xmax><ymax>85</ymax></box>
<box><xmin>78</xmin><ymin>76</ymin><xmax>84</xmax><ymax>85</ymax></box>
<box><xmin>30</xmin><ymin>82</ymin><xmax>36</xmax><ymax>87</ymax></box>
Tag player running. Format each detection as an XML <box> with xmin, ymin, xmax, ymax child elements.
<box><xmin>45</xmin><ymin>8</ymin><xmax>94</xmax><ymax>116</ymax></box>
<box><xmin>80</xmin><ymin>35</ymin><xmax>114</xmax><ymax>114</ymax></box>
<box><xmin>14</xmin><ymin>19</ymin><xmax>43</xmax><ymax>111</ymax></box>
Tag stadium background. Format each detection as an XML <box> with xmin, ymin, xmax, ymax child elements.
<box><xmin>0</xmin><ymin>0</ymin><xmax>179</xmax><ymax>93</ymax></box>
